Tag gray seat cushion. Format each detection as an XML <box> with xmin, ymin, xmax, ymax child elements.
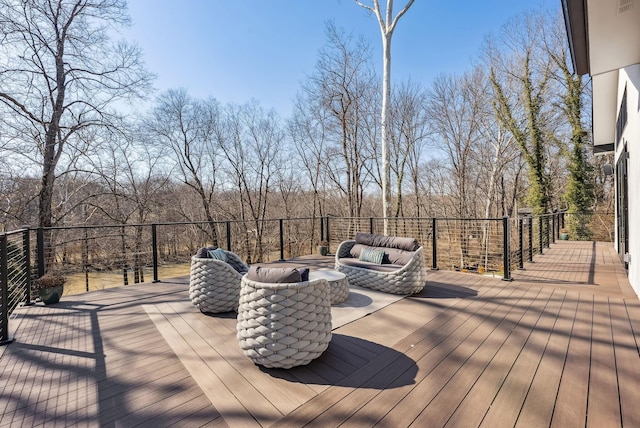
<box><xmin>338</xmin><ymin>257</ymin><xmax>404</xmax><ymax>273</ymax></box>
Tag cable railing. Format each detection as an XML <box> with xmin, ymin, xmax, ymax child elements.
<box><xmin>0</xmin><ymin>228</ymin><xmax>32</xmax><ymax>344</ymax></box>
<box><xmin>0</xmin><ymin>211</ymin><xmax>615</xmax><ymax>345</ymax></box>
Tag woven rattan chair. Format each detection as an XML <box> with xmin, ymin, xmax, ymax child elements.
<box><xmin>236</xmin><ymin>275</ymin><xmax>332</xmax><ymax>369</ymax></box>
<box><xmin>189</xmin><ymin>251</ymin><xmax>249</xmax><ymax>313</ymax></box>
<box><xmin>335</xmin><ymin>240</ymin><xmax>427</xmax><ymax>295</ymax></box>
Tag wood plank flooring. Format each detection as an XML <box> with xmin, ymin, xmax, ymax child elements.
<box><xmin>1</xmin><ymin>241</ymin><xmax>638</xmax><ymax>427</ymax></box>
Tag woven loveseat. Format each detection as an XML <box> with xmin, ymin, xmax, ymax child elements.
<box><xmin>335</xmin><ymin>232</ymin><xmax>427</xmax><ymax>295</ymax></box>
<box><xmin>237</xmin><ymin>266</ymin><xmax>332</xmax><ymax>369</ymax></box>
<box><xmin>189</xmin><ymin>247</ymin><xmax>249</xmax><ymax>313</ymax></box>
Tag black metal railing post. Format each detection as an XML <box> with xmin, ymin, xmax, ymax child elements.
<box><xmin>83</xmin><ymin>228</ymin><xmax>89</xmax><ymax>292</ymax></box>
<box><xmin>528</xmin><ymin>216</ymin><xmax>533</xmax><ymax>262</ymax></box>
<box><xmin>319</xmin><ymin>216</ymin><xmax>325</xmax><ymax>243</ymax></box>
<box><xmin>279</xmin><ymin>219</ymin><xmax>284</xmax><ymax>261</ymax></box>
<box><xmin>22</xmin><ymin>227</ymin><xmax>33</xmax><ymax>305</ymax></box>
<box><xmin>551</xmin><ymin>215</ymin><xmax>556</xmax><ymax>244</ymax></box>
<box><xmin>326</xmin><ymin>217</ymin><xmax>331</xmax><ymax>254</ymax></box>
<box><xmin>546</xmin><ymin>216</ymin><xmax>551</xmax><ymax>248</ymax></box>
<box><xmin>538</xmin><ymin>217</ymin><xmax>543</xmax><ymax>255</ymax></box>
<box><xmin>518</xmin><ymin>217</ymin><xmax>524</xmax><ymax>270</ymax></box>
<box><xmin>502</xmin><ymin>216</ymin><xmax>512</xmax><ymax>281</ymax></box>
<box><xmin>36</xmin><ymin>227</ymin><xmax>45</xmax><ymax>278</ymax></box>
<box><xmin>151</xmin><ymin>224</ymin><xmax>159</xmax><ymax>283</ymax></box>
<box><xmin>226</xmin><ymin>221</ymin><xmax>232</xmax><ymax>252</ymax></box>
<box><xmin>561</xmin><ymin>211</ymin><xmax>565</xmax><ymax>229</ymax></box>
<box><xmin>431</xmin><ymin>218</ymin><xmax>438</xmax><ymax>270</ymax></box>
<box><xmin>369</xmin><ymin>217</ymin><xmax>374</xmax><ymax>234</ymax></box>
<box><xmin>1</xmin><ymin>234</ymin><xmax>13</xmax><ymax>345</ymax></box>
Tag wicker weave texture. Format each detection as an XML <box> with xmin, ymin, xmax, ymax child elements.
<box><xmin>236</xmin><ymin>277</ymin><xmax>332</xmax><ymax>369</ymax></box>
<box><xmin>335</xmin><ymin>240</ymin><xmax>427</xmax><ymax>295</ymax></box>
<box><xmin>189</xmin><ymin>255</ymin><xmax>244</xmax><ymax>313</ymax></box>
<box><xmin>329</xmin><ymin>276</ymin><xmax>349</xmax><ymax>304</ymax></box>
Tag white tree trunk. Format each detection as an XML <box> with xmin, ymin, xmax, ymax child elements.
<box><xmin>355</xmin><ymin>0</ymin><xmax>415</xmax><ymax>235</ymax></box>
<box><xmin>381</xmin><ymin>33</ymin><xmax>392</xmax><ymax>234</ymax></box>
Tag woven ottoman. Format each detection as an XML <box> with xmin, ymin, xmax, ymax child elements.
<box><xmin>309</xmin><ymin>269</ymin><xmax>349</xmax><ymax>305</ymax></box>
<box><xmin>236</xmin><ymin>275</ymin><xmax>332</xmax><ymax>369</ymax></box>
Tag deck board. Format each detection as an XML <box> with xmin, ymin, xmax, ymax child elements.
<box><xmin>609</xmin><ymin>298</ymin><xmax>640</xmax><ymax>427</ymax></box>
<box><xmin>478</xmin><ymin>288</ymin><xmax>565</xmax><ymax>427</ymax></box>
<box><xmin>586</xmin><ymin>295</ymin><xmax>622</xmax><ymax>428</ymax></box>
<box><xmin>362</xmin><ymin>285</ymin><xmax>526</xmax><ymax>428</ymax></box>
<box><xmin>550</xmin><ymin>293</ymin><xmax>592</xmax><ymax>428</ymax></box>
<box><xmin>514</xmin><ymin>290</ymin><xmax>578</xmax><ymax>428</ymax></box>
<box><xmin>410</xmin><ymin>285</ymin><xmax>541</xmax><ymax>427</ymax></box>
<box><xmin>443</xmin><ymin>286</ymin><xmax>550</xmax><ymax>427</ymax></box>
<box><xmin>1</xmin><ymin>241</ymin><xmax>639</xmax><ymax>427</ymax></box>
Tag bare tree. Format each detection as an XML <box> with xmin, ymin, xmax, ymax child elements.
<box><xmin>389</xmin><ymin>80</ymin><xmax>430</xmax><ymax>218</ymax></box>
<box><xmin>297</xmin><ymin>23</ymin><xmax>378</xmax><ymax>219</ymax></box>
<box><xmin>219</xmin><ymin>101</ymin><xmax>284</xmax><ymax>263</ymax></box>
<box><xmin>146</xmin><ymin>89</ymin><xmax>221</xmax><ymax>245</ymax></box>
<box><xmin>355</xmin><ymin>0</ymin><xmax>415</xmax><ymax>234</ymax></box>
<box><xmin>427</xmin><ymin>70</ymin><xmax>484</xmax><ymax>218</ymax></box>
<box><xmin>85</xmin><ymin>123</ymin><xmax>170</xmax><ymax>283</ymax></box>
<box><xmin>0</xmin><ymin>0</ymin><xmax>152</xmax><ymax>228</ymax></box>
<box><xmin>288</xmin><ymin>92</ymin><xmax>330</xmax><ymax>221</ymax></box>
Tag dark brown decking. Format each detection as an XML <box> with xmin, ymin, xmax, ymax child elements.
<box><xmin>1</xmin><ymin>241</ymin><xmax>639</xmax><ymax>427</ymax></box>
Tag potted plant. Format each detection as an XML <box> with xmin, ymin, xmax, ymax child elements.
<box><xmin>559</xmin><ymin>228</ymin><xmax>569</xmax><ymax>240</ymax></box>
<box><xmin>33</xmin><ymin>273</ymin><xmax>65</xmax><ymax>305</ymax></box>
<box><xmin>318</xmin><ymin>240</ymin><xmax>329</xmax><ymax>256</ymax></box>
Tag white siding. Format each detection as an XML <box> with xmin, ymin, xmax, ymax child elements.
<box><xmin>618</xmin><ymin>64</ymin><xmax>640</xmax><ymax>296</ymax></box>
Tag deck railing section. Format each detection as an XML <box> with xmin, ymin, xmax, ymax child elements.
<box><xmin>0</xmin><ymin>228</ymin><xmax>31</xmax><ymax>344</ymax></box>
<box><xmin>0</xmin><ymin>211</ymin><xmax>614</xmax><ymax>344</ymax></box>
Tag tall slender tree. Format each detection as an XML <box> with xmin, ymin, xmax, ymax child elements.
<box><xmin>355</xmin><ymin>0</ymin><xmax>415</xmax><ymax>234</ymax></box>
<box><xmin>544</xmin><ymin>12</ymin><xmax>594</xmax><ymax>239</ymax></box>
<box><xmin>487</xmin><ymin>13</ymin><xmax>553</xmax><ymax>215</ymax></box>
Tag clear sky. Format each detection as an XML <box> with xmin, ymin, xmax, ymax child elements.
<box><xmin>122</xmin><ymin>0</ymin><xmax>561</xmax><ymax>117</ymax></box>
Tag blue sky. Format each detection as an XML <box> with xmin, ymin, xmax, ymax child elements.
<box><xmin>123</xmin><ymin>0</ymin><xmax>560</xmax><ymax>117</ymax></box>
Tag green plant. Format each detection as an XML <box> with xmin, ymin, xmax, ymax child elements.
<box><xmin>32</xmin><ymin>273</ymin><xmax>66</xmax><ymax>290</ymax></box>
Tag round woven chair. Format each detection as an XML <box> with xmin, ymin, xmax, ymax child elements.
<box><xmin>236</xmin><ymin>276</ymin><xmax>332</xmax><ymax>369</ymax></box>
<box><xmin>189</xmin><ymin>251</ymin><xmax>248</xmax><ymax>313</ymax></box>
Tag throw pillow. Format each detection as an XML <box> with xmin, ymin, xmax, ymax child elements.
<box><xmin>195</xmin><ymin>245</ymin><xmax>217</xmax><ymax>258</ymax></box>
<box><xmin>359</xmin><ymin>247</ymin><xmax>385</xmax><ymax>264</ymax></box>
<box><xmin>208</xmin><ymin>248</ymin><xmax>228</xmax><ymax>262</ymax></box>
<box><xmin>298</xmin><ymin>267</ymin><xmax>310</xmax><ymax>282</ymax></box>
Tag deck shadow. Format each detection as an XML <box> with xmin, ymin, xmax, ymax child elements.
<box><xmin>264</xmin><ymin>333</ymin><xmax>418</xmax><ymax>389</ymax></box>
<box><xmin>413</xmin><ymin>281</ymin><xmax>479</xmax><ymax>299</ymax></box>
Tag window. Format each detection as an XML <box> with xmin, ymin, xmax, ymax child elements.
<box><xmin>616</xmin><ymin>86</ymin><xmax>627</xmax><ymax>148</ymax></box>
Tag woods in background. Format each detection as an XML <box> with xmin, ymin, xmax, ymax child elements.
<box><xmin>0</xmin><ymin>3</ymin><xmax>613</xmax><ymax>241</ymax></box>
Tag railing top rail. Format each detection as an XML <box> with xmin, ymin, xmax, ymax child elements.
<box><xmin>333</xmin><ymin>216</ymin><xmax>508</xmax><ymax>222</ymax></box>
<box><xmin>0</xmin><ymin>228</ymin><xmax>28</xmax><ymax>237</ymax></box>
<box><xmin>30</xmin><ymin>216</ymin><xmax>324</xmax><ymax>232</ymax></box>
<box><xmin>16</xmin><ymin>212</ymin><xmax>614</xmax><ymax>233</ymax></box>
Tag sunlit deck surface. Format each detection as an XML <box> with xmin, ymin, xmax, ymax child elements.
<box><xmin>2</xmin><ymin>241</ymin><xmax>639</xmax><ymax>427</ymax></box>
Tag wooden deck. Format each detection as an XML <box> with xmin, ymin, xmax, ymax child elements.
<box><xmin>1</xmin><ymin>241</ymin><xmax>639</xmax><ymax>427</ymax></box>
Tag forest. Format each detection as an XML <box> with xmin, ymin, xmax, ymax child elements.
<box><xmin>0</xmin><ymin>1</ymin><xmax>613</xmax><ymax>243</ymax></box>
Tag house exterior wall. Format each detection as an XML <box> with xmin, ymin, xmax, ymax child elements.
<box><xmin>617</xmin><ymin>65</ymin><xmax>640</xmax><ymax>296</ymax></box>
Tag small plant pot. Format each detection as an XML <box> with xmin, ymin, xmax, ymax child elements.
<box><xmin>560</xmin><ymin>232</ymin><xmax>569</xmax><ymax>240</ymax></box>
<box><xmin>318</xmin><ymin>246</ymin><xmax>329</xmax><ymax>256</ymax></box>
<box><xmin>38</xmin><ymin>285</ymin><xmax>64</xmax><ymax>305</ymax></box>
